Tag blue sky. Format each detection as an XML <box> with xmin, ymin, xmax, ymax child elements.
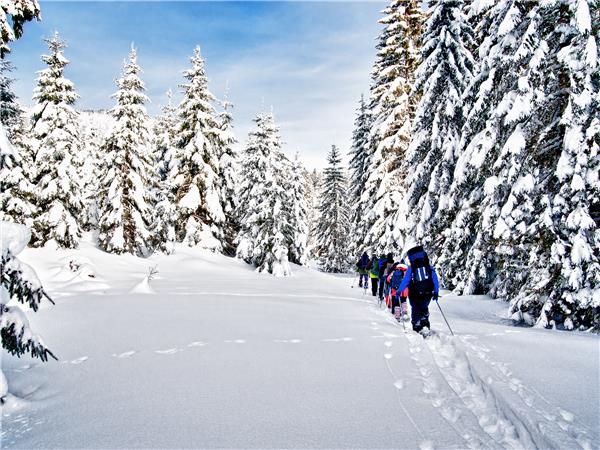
<box><xmin>9</xmin><ymin>1</ymin><xmax>385</xmax><ymax>168</ymax></box>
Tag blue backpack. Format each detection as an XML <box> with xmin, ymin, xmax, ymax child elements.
<box><xmin>407</xmin><ymin>246</ymin><xmax>434</xmax><ymax>297</ymax></box>
<box><xmin>390</xmin><ymin>270</ymin><xmax>405</xmax><ymax>290</ymax></box>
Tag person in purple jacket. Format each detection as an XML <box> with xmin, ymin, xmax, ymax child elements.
<box><xmin>395</xmin><ymin>245</ymin><xmax>440</xmax><ymax>333</ymax></box>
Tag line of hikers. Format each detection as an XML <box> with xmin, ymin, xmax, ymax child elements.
<box><xmin>356</xmin><ymin>245</ymin><xmax>439</xmax><ymax>334</ymax></box>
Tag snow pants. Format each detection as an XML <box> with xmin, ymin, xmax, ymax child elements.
<box><xmin>391</xmin><ymin>295</ymin><xmax>407</xmax><ymax>315</ymax></box>
<box><xmin>378</xmin><ymin>277</ymin><xmax>386</xmax><ymax>300</ymax></box>
<box><xmin>409</xmin><ymin>295</ymin><xmax>431</xmax><ymax>331</ymax></box>
<box><xmin>371</xmin><ymin>277</ymin><xmax>378</xmax><ymax>296</ymax></box>
<box><xmin>359</xmin><ymin>274</ymin><xmax>368</xmax><ymax>288</ymax></box>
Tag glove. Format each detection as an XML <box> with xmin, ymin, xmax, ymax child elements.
<box><xmin>433</xmin><ymin>294</ymin><xmax>439</xmax><ymax>302</ymax></box>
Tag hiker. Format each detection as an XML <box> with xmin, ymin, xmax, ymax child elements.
<box><xmin>356</xmin><ymin>252</ymin><xmax>370</xmax><ymax>288</ymax></box>
<box><xmin>387</xmin><ymin>260</ymin><xmax>409</xmax><ymax>320</ymax></box>
<box><xmin>378</xmin><ymin>253</ymin><xmax>394</xmax><ymax>302</ymax></box>
<box><xmin>383</xmin><ymin>261</ymin><xmax>399</xmax><ymax>309</ymax></box>
<box><xmin>394</xmin><ymin>245</ymin><xmax>439</xmax><ymax>333</ymax></box>
<box><xmin>368</xmin><ymin>255</ymin><xmax>380</xmax><ymax>296</ymax></box>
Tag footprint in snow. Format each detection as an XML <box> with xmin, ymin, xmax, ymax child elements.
<box><xmin>394</xmin><ymin>380</ymin><xmax>404</xmax><ymax>390</ymax></box>
<box><xmin>70</xmin><ymin>356</ymin><xmax>88</xmax><ymax>364</ymax></box>
<box><xmin>273</xmin><ymin>339</ymin><xmax>302</xmax><ymax>344</ymax></box>
<box><xmin>187</xmin><ymin>341</ymin><xmax>207</xmax><ymax>348</ymax></box>
<box><xmin>323</xmin><ymin>337</ymin><xmax>354</xmax><ymax>342</ymax></box>
<box><xmin>384</xmin><ymin>341</ymin><xmax>393</xmax><ymax>348</ymax></box>
<box><xmin>112</xmin><ymin>351</ymin><xmax>137</xmax><ymax>358</ymax></box>
<box><xmin>558</xmin><ymin>408</ymin><xmax>575</xmax><ymax>422</ymax></box>
<box><xmin>384</xmin><ymin>353</ymin><xmax>393</xmax><ymax>360</ymax></box>
<box><xmin>224</xmin><ymin>340</ymin><xmax>246</xmax><ymax>344</ymax></box>
<box><xmin>155</xmin><ymin>348</ymin><xmax>182</xmax><ymax>355</ymax></box>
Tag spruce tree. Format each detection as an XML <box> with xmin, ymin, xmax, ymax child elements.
<box><xmin>79</xmin><ymin>110</ymin><xmax>114</xmax><ymax>231</ymax></box>
<box><xmin>347</xmin><ymin>95</ymin><xmax>371</xmax><ymax>254</ymax></box>
<box><xmin>0</xmin><ymin>60</ymin><xmax>36</xmax><ymax>226</ymax></box>
<box><xmin>436</xmin><ymin>0</ymin><xmax>537</xmax><ymax>292</ymax></box>
<box><xmin>361</xmin><ymin>0</ymin><xmax>425</xmax><ymax>253</ymax></box>
<box><xmin>217</xmin><ymin>90</ymin><xmax>239</xmax><ymax>255</ymax></box>
<box><xmin>496</xmin><ymin>0</ymin><xmax>599</xmax><ymax>330</ymax></box>
<box><xmin>0</xmin><ymin>2</ymin><xmax>56</xmax><ymax>403</ymax></box>
<box><xmin>314</xmin><ymin>145</ymin><xmax>350</xmax><ymax>273</ymax></box>
<box><xmin>236</xmin><ymin>112</ymin><xmax>291</xmax><ymax>276</ymax></box>
<box><xmin>97</xmin><ymin>46</ymin><xmax>155</xmax><ymax>256</ymax></box>
<box><xmin>0</xmin><ymin>0</ymin><xmax>40</xmax><ymax>57</ymax></box>
<box><xmin>400</xmin><ymin>0</ymin><xmax>475</xmax><ymax>248</ymax></box>
<box><xmin>304</xmin><ymin>168</ymin><xmax>322</xmax><ymax>260</ymax></box>
<box><xmin>286</xmin><ymin>153</ymin><xmax>309</xmax><ymax>265</ymax></box>
<box><xmin>151</xmin><ymin>89</ymin><xmax>178</xmax><ymax>254</ymax></box>
<box><xmin>173</xmin><ymin>47</ymin><xmax>226</xmax><ymax>250</ymax></box>
<box><xmin>30</xmin><ymin>31</ymin><xmax>83</xmax><ymax>248</ymax></box>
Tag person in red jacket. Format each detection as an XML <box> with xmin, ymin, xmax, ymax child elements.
<box><xmin>387</xmin><ymin>261</ymin><xmax>409</xmax><ymax>321</ymax></box>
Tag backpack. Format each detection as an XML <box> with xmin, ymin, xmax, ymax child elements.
<box><xmin>389</xmin><ymin>269</ymin><xmax>405</xmax><ymax>290</ymax></box>
<box><xmin>407</xmin><ymin>246</ymin><xmax>434</xmax><ymax>297</ymax></box>
<box><xmin>369</xmin><ymin>259</ymin><xmax>379</xmax><ymax>277</ymax></box>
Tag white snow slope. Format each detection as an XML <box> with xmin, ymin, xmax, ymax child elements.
<box><xmin>1</xmin><ymin>236</ymin><xmax>598</xmax><ymax>449</ymax></box>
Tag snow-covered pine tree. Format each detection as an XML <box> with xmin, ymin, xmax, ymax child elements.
<box><xmin>217</xmin><ymin>88</ymin><xmax>239</xmax><ymax>255</ymax></box>
<box><xmin>30</xmin><ymin>31</ymin><xmax>83</xmax><ymax>248</ymax></box>
<box><xmin>438</xmin><ymin>0</ymin><xmax>599</xmax><ymax>330</ymax></box>
<box><xmin>79</xmin><ymin>109</ymin><xmax>114</xmax><ymax>230</ymax></box>
<box><xmin>314</xmin><ymin>145</ymin><xmax>350</xmax><ymax>273</ymax></box>
<box><xmin>399</xmin><ymin>0</ymin><xmax>475</xmax><ymax>250</ymax></box>
<box><xmin>0</xmin><ymin>60</ymin><xmax>20</xmax><ymax>126</ymax></box>
<box><xmin>496</xmin><ymin>0</ymin><xmax>599</xmax><ymax>330</ymax></box>
<box><xmin>97</xmin><ymin>46</ymin><xmax>155</xmax><ymax>256</ymax></box>
<box><xmin>0</xmin><ymin>60</ymin><xmax>36</xmax><ymax>226</ymax></box>
<box><xmin>1</xmin><ymin>222</ymin><xmax>56</xmax><ymax>365</ymax></box>
<box><xmin>151</xmin><ymin>89</ymin><xmax>178</xmax><ymax>254</ymax></box>
<box><xmin>304</xmin><ymin>168</ymin><xmax>321</xmax><ymax>261</ymax></box>
<box><xmin>172</xmin><ymin>47</ymin><xmax>226</xmax><ymax>250</ymax></box>
<box><xmin>361</xmin><ymin>0</ymin><xmax>425</xmax><ymax>254</ymax></box>
<box><xmin>0</xmin><ymin>0</ymin><xmax>40</xmax><ymax>58</ymax></box>
<box><xmin>347</xmin><ymin>94</ymin><xmax>371</xmax><ymax>254</ymax></box>
<box><xmin>286</xmin><ymin>153</ymin><xmax>309</xmax><ymax>265</ymax></box>
<box><xmin>236</xmin><ymin>112</ymin><xmax>291</xmax><ymax>276</ymax></box>
<box><xmin>0</xmin><ymin>2</ymin><xmax>56</xmax><ymax>402</ymax></box>
<box><xmin>436</xmin><ymin>0</ymin><xmax>537</xmax><ymax>293</ymax></box>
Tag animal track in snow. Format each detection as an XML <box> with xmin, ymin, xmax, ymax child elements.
<box><xmin>113</xmin><ymin>351</ymin><xmax>137</xmax><ymax>358</ymax></box>
<box><xmin>154</xmin><ymin>348</ymin><xmax>182</xmax><ymax>355</ymax></box>
<box><xmin>70</xmin><ymin>356</ymin><xmax>88</xmax><ymax>365</ymax></box>
<box><xmin>323</xmin><ymin>337</ymin><xmax>353</xmax><ymax>342</ymax></box>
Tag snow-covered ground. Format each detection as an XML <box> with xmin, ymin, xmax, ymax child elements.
<box><xmin>2</xmin><ymin>237</ymin><xmax>598</xmax><ymax>449</ymax></box>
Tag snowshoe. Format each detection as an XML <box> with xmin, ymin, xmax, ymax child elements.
<box><xmin>418</xmin><ymin>328</ymin><xmax>431</xmax><ymax>338</ymax></box>
<box><xmin>394</xmin><ymin>308</ymin><xmax>401</xmax><ymax>322</ymax></box>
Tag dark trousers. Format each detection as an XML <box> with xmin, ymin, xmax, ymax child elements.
<box><xmin>371</xmin><ymin>278</ymin><xmax>378</xmax><ymax>296</ymax></box>
<box><xmin>378</xmin><ymin>278</ymin><xmax>385</xmax><ymax>299</ymax></box>
<box><xmin>409</xmin><ymin>295</ymin><xmax>431</xmax><ymax>331</ymax></box>
<box><xmin>359</xmin><ymin>274</ymin><xmax>368</xmax><ymax>287</ymax></box>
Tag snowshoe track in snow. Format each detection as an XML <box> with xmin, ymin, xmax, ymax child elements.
<box><xmin>405</xmin><ymin>331</ymin><xmax>593</xmax><ymax>450</ymax></box>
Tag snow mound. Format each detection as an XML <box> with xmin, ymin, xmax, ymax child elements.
<box><xmin>129</xmin><ymin>275</ymin><xmax>156</xmax><ymax>295</ymax></box>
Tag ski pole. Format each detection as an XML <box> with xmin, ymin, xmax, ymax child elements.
<box><xmin>435</xmin><ymin>298</ymin><xmax>454</xmax><ymax>336</ymax></box>
<box><xmin>350</xmin><ymin>273</ymin><xmax>358</xmax><ymax>288</ymax></box>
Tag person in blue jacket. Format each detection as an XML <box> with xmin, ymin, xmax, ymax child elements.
<box><xmin>356</xmin><ymin>252</ymin><xmax>370</xmax><ymax>288</ymax></box>
<box><xmin>395</xmin><ymin>245</ymin><xmax>440</xmax><ymax>332</ymax></box>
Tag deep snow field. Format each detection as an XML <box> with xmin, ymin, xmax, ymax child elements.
<box><xmin>1</xmin><ymin>235</ymin><xmax>598</xmax><ymax>449</ymax></box>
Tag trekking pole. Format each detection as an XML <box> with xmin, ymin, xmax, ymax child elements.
<box><xmin>435</xmin><ymin>299</ymin><xmax>454</xmax><ymax>336</ymax></box>
<box><xmin>350</xmin><ymin>273</ymin><xmax>358</xmax><ymax>288</ymax></box>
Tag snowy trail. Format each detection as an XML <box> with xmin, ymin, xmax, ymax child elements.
<box><xmin>2</xmin><ymin>243</ymin><xmax>599</xmax><ymax>448</ymax></box>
